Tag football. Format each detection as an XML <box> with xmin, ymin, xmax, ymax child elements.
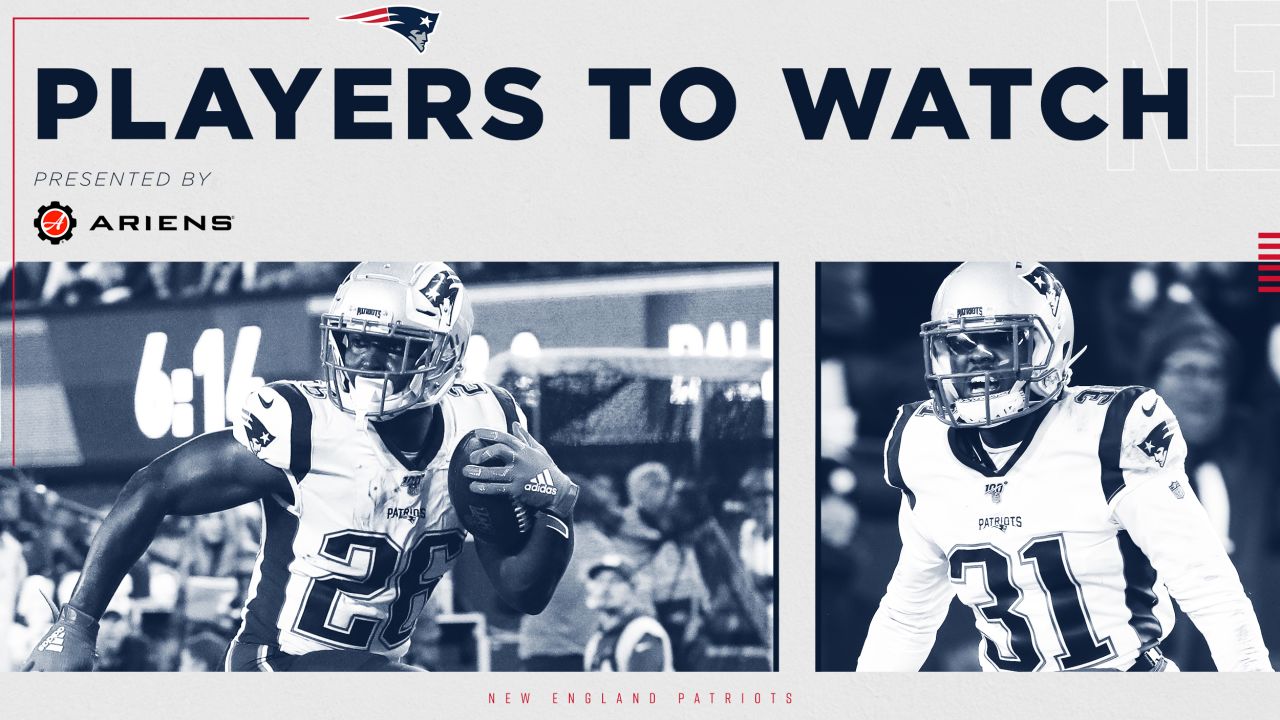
<box><xmin>447</xmin><ymin>429</ymin><xmax>532</xmax><ymax>555</ymax></box>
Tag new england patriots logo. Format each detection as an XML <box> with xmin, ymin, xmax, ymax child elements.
<box><xmin>339</xmin><ymin>7</ymin><xmax>440</xmax><ymax>53</ymax></box>
<box><xmin>1021</xmin><ymin>266</ymin><xmax>1063</xmax><ymax>317</ymax></box>
<box><xmin>244</xmin><ymin>413</ymin><xmax>277</xmax><ymax>453</ymax></box>
<box><xmin>419</xmin><ymin>270</ymin><xmax>460</xmax><ymax>324</ymax></box>
<box><xmin>1137</xmin><ymin>421</ymin><xmax>1175</xmax><ymax>468</ymax></box>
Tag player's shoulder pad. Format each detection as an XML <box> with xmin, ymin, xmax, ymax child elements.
<box><xmin>1116</xmin><ymin>388</ymin><xmax>1185</xmax><ymax>471</ymax></box>
<box><xmin>445</xmin><ymin>381</ymin><xmax>527</xmax><ymax>433</ymax></box>
<box><xmin>1095</xmin><ymin>386</ymin><xmax>1186</xmax><ymax>502</ymax></box>
<box><xmin>231</xmin><ymin>380</ymin><xmax>318</xmax><ymax>480</ymax></box>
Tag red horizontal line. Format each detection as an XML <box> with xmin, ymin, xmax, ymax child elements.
<box><xmin>1262</xmin><ymin>243</ymin><xmax>1280</xmax><ymax>250</ymax></box>
<box><xmin>1260</xmin><ymin>287</ymin><xmax>1280</xmax><ymax>293</ymax></box>
<box><xmin>14</xmin><ymin>17</ymin><xmax>309</xmax><ymax>21</ymax></box>
<box><xmin>1261</xmin><ymin>255</ymin><xmax>1280</xmax><ymax>261</ymax></box>
<box><xmin>1261</xmin><ymin>233</ymin><xmax>1280</xmax><ymax>239</ymax></box>
<box><xmin>1260</xmin><ymin>276</ymin><xmax>1280</xmax><ymax>282</ymax></box>
<box><xmin>1260</xmin><ymin>265</ymin><xmax>1280</xmax><ymax>271</ymax></box>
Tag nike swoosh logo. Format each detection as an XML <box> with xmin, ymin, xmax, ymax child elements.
<box><xmin>1142</xmin><ymin>401</ymin><xmax>1157</xmax><ymax>416</ymax></box>
<box><xmin>259</xmin><ymin>395</ymin><xmax>275</xmax><ymax>409</ymax></box>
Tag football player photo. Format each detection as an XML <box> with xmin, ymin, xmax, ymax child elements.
<box><xmin>818</xmin><ymin>262</ymin><xmax>1280</xmax><ymax>672</ymax></box>
<box><xmin>0</xmin><ymin>261</ymin><xmax>775</xmax><ymax>672</ymax></box>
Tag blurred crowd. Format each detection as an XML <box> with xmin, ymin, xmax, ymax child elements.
<box><xmin>818</xmin><ymin>262</ymin><xmax>1280</xmax><ymax>671</ymax></box>
<box><xmin>1</xmin><ymin>457</ymin><xmax>773</xmax><ymax>672</ymax></box>
<box><xmin>0</xmin><ymin>262</ymin><xmax>737</xmax><ymax>310</ymax></box>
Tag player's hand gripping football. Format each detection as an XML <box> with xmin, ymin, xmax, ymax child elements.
<box><xmin>464</xmin><ymin>422</ymin><xmax>579</xmax><ymax>519</ymax></box>
<box><xmin>20</xmin><ymin>604</ymin><xmax>99</xmax><ymax>672</ymax></box>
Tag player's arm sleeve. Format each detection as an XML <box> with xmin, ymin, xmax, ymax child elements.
<box><xmin>475</xmin><ymin>511</ymin><xmax>575</xmax><ymax>615</ymax></box>
<box><xmin>857</xmin><ymin>496</ymin><xmax>954</xmax><ymax>671</ymax></box>
<box><xmin>473</xmin><ymin>383</ymin><xmax>576</xmax><ymax>613</ymax></box>
<box><xmin>1110</xmin><ymin>389</ymin><xmax>1272</xmax><ymax>671</ymax></box>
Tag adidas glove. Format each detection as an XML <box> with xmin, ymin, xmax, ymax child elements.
<box><xmin>464</xmin><ymin>422</ymin><xmax>579</xmax><ymax>519</ymax></box>
<box><xmin>21</xmin><ymin>605</ymin><xmax>99</xmax><ymax>672</ymax></box>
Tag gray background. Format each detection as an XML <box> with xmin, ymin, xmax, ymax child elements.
<box><xmin>4</xmin><ymin>0</ymin><xmax>1280</xmax><ymax>717</ymax></box>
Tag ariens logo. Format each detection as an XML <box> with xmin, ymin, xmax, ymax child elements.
<box><xmin>33</xmin><ymin>202</ymin><xmax>232</xmax><ymax>243</ymax></box>
<box><xmin>34</xmin><ymin>202</ymin><xmax>75</xmax><ymax>244</ymax></box>
<box><xmin>89</xmin><ymin>214</ymin><xmax>233</xmax><ymax>232</ymax></box>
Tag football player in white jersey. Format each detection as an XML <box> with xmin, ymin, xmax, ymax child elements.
<box><xmin>22</xmin><ymin>262</ymin><xmax>580</xmax><ymax>672</ymax></box>
<box><xmin>857</xmin><ymin>262</ymin><xmax>1271</xmax><ymax>672</ymax></box>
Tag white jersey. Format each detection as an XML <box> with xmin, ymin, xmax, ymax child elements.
<box><xmin>858</xmin><ymin>386</ymin><xmax>1270</xmax><ymax>672</ymax></box>
<box><xmin>230</xmin><ymin>379</ymin><xmax>524</xmax><ymax>658</ymax></box>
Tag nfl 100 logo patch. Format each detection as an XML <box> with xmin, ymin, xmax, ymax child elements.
<box><xmin>984</xmin><ymin>481</ymin><xmax>1007</xmax><ymax>504</ymax></box>
<box><xmin>401</xmin><ymin>472</ymin><xmax>425</xmax><ymax>497</ymax></box>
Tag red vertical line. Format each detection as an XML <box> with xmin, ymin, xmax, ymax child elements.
<box><xmin>10</xmin><ymin>17</ymin><xmax>15</xmax><ymax>466</ymax></box>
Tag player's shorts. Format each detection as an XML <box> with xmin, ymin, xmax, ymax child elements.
<box><xmin>224</xmin><ymin>639</ymin><xmax>426</xmax><ymax>672</ymax></box>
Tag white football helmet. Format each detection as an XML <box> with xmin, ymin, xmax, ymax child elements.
<box><xmin>321</xmin><ymin>261</ymin><xmax>473</xmax><ymax>420</ymax></box>
<box><xmin>921</xmin><ymin>262</ymin><xmax>1078</xmax><ymax>427</ymax></box>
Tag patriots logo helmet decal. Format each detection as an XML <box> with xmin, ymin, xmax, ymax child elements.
<box><xmin>339</xmin><ymin>7</ymin><xmax>440</xmax><ymax>53</ymax></box>
<box><xmin>1137</xmin><ymin>420</ymin><xmax>1176</xmax><ymax>468</ymax></box>
<box><xmin>418</xmin><ymin>270</ymin><xmax>461</xmax><ymax>325</ymax></box>
<box><xmin>1020</xmin><ymin>265</ymin><xmax>1064</xmax><ymax>317</ymax></box>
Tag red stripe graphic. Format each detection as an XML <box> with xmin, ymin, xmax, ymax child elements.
<box><xmin>338</xmin><ymin>7</ymin><xmax>390</xmax><ymax>21</ymax></box>
<box><xmin>1259</xmin><ymin>237</ymin><xmax>1280</xmax><ymax>293</ymax></box>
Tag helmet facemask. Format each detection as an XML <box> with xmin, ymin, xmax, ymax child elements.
<box><xmin>320</xmin><ymin>315</ymin><xmax>467</xmax><ymax>421</ymax></box>
<box><xmin>921</xmin><ymin>314</ymin><xmax>1068</xmax><ymax>428</ymax></box>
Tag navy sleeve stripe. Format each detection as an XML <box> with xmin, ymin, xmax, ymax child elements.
<box><xmin>885</xmin><ymin>401</ymin><xmax>924</xmax><ymax>509</ymax></box>
<box><xmin>272</xmin><ymin>382</ymin><xmax>313</xmax><ymax>483</ymax></box>
<box><xmin>1097</xmin><ymin>385</ymin><xmax>1147</xmax><ymax>503</ymax></box>
<box><xmin>1116</xmin><ymin>530</ymin><xmax>1163</xmax><ymax>646</ymax></box>
<box><xmin>237</xmin><ymin>499</ymin><xmax>300</xmax><ymax>647</ymax></box>
<box><xmin>490</xmin><ymin>385</ymin><xmax>521</xmax><ymax>433</ymax></box>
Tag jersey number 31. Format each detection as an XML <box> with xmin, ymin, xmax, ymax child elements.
<box><xmin>949</xmin><ymin>534</ymin><xmax>1116</xmax><ymax>671</ymax></box>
